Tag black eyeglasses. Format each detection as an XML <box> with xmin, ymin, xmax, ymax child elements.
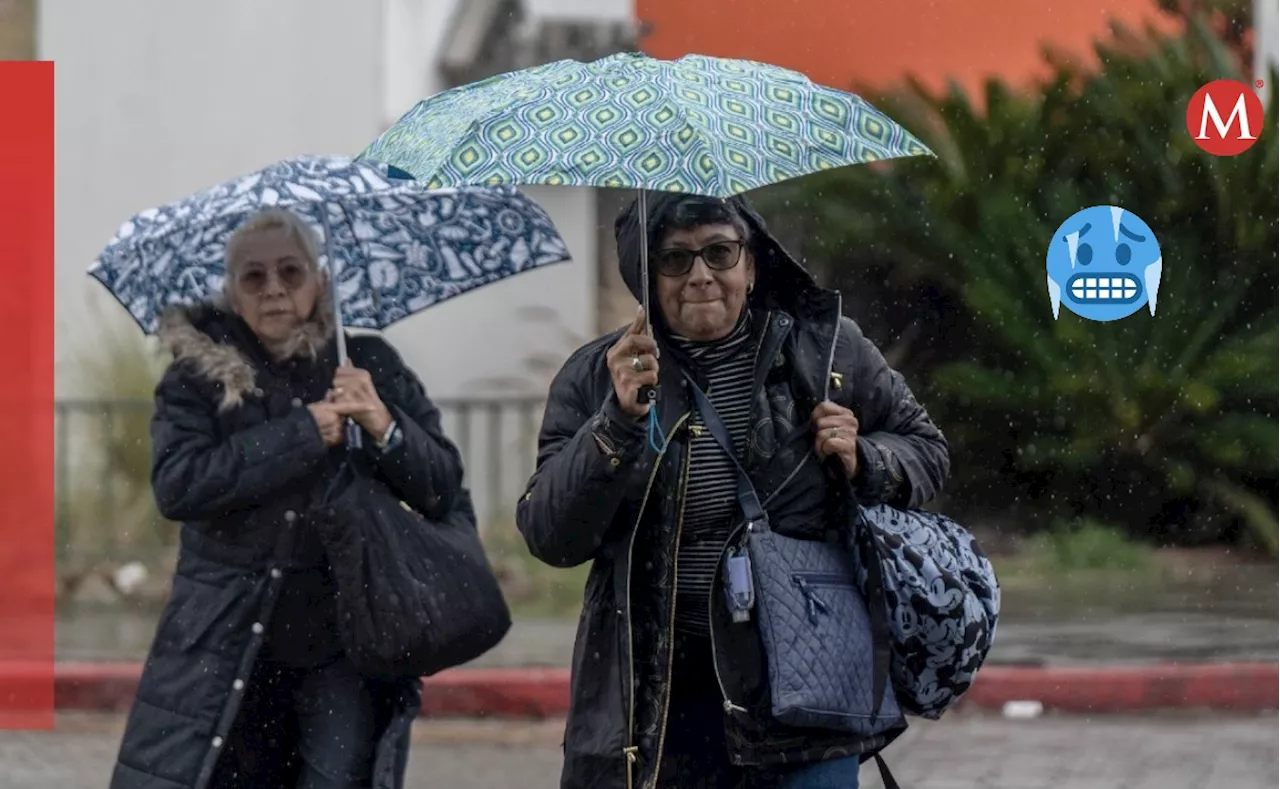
<box><xmin>652</xmin><ymin>240</ymin><xmax>745</xmax><ymax>277</ymax></box>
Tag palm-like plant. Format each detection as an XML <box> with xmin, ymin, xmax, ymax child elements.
<box><xmin>761</xmin><ymin>15</ymin><xmax>1278</xmax><ymax>551</ymax></box>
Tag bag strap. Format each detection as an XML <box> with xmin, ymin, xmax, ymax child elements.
<box><xmin>690</xmin><ymin>374</ymin><xmax>897</xmax><ymax>724</ymax></box>
<box><xmin>874</xmin><ymin>754</ymin><xmax>902</xmax><ymax>789</ymax></box>
<box><xmin>685</xmin><ymin>376</ymin><xmax>768</xmax><ymax>529</ymax></box>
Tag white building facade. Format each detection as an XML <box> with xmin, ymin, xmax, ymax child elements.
<box><xmin>1255</xmin><ymin>0</ymin><xmax>1279</xmax><ymax>97</ymax></box>
<box><xmin>44</xmin><ymin>0</ymin><xmax>637</xmax><ymax>527</ymax></box>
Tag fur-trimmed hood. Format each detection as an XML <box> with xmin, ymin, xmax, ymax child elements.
<box><xmin>156</xmin><ymin>298</ymin><xmax>337</xmax><ymax>412</ymax></box>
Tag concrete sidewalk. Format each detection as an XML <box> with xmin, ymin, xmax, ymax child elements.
<box><xmin>0</xmin><ymin>712</ymin><xmax>1275</xmax><ymax>788</ymax></box>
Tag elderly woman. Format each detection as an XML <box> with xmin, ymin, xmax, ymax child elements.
<box><xmin>109</xmin><ymin>209</ymin><xmax>466</xmax><ymax>789</ymax></box>
<box><xmin>517</xmin><ymin>192</ymin><xmax>950</xmax><ymax>789</ymax></box>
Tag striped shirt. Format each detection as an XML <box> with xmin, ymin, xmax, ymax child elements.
<box><xmin>671</xmin><ymin>314</ymin><xmax>758</xmax><ymax>637</ymax></box>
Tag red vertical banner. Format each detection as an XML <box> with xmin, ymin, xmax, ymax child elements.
<box><xmin>0</xmin><ymin>61</ymin><xmax>55</xmax><ymax>729</ymax></box>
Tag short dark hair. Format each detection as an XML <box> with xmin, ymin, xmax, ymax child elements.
<box><xmin>651</xmin><ymin>195</ymin><xmax>751</xmax><ymax>248</ymax></box>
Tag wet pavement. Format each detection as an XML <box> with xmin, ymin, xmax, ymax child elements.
<box><xmin>0</xmin><ymin>712</ymin><xmax>1275</xmax><ymax>788</ymax></box>
<box><xmin>55</xmin><ymin>608</ymin><xmax>1279</xmax><ymax>667</ymax></box>
<box><xmin>55</xmin><ymin>552</ymin><xmax>1279</xmax><ymax>667</ymax></box>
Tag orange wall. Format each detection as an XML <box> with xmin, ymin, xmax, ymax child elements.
<box><xmin>637</xmin><ymin>0</ymin><xmax>1176</xmax><ymax>97</ymax></box>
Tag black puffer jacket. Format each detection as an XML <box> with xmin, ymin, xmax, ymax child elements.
<box><xmin>109</xmin><ymin>304</ymin><xmax>465</xmax><ymax>789</ymax></box>
<box><xmin>516</xmin><ymin>193</ymin><xmax>951</xmax><ymax>789</ymax></box>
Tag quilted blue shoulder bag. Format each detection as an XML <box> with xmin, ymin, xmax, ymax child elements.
<box><xmin>687</xmin><ymin>379</ymin><xmax>902</xmax><ymax>737</ymax></box>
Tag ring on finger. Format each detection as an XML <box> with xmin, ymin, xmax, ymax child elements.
<box><xmin>829</xmin><ymin>427</ymin><xmax>840</xmax><ymax>439</ymax></box>
<box><xmin>631</xmin><ymin>355</ymin><xmax>645</xmax><ymax>373</ymax></box>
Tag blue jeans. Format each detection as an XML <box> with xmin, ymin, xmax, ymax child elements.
<box><xmin>776</xmin><ymin>755</ymin><xmax>862</xmax><ymax>789</ymax></box>
<box><xmin>212</xmin><ymin>655</ymin><xmax>381</xmax><ymax>789</ymax></box>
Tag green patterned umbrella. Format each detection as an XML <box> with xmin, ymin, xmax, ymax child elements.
<box><xmin>361</xmin><ymin>52</ymin><xmax>933</xmax><ymax>433</ymax></box>
<box><xmin>360</xmin><ymin>52</ymin><xmax>933</xmax><ymax>198</ymax></box>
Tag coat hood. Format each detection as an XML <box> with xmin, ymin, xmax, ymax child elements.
<box><xmin>612</xmin><ymin>191</ymin><xmax>831</xmax><ymax>326</ymax></box>
<box><xmin>156</xmin><ymin>295</ymin><xmax>336</xmax><ymax>412</ymax></box>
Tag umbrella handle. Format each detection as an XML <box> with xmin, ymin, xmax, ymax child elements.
<box><xmin>636</xmin><ymin>384</ymin><xmax>659</xmax><ymax>406</ymax></box>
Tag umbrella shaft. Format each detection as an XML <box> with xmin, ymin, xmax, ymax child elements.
<box><xmin>638</xmin><ymin>189</ymin><xmax>652</xmax><ymax>337</ymax></box>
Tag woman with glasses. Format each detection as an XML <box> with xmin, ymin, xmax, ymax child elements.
<box><xmin>110</xmin><ymin>209</ymin><xmax>466</xmax><ymax>789</ymax></box>
<box><xmin>517</xmin><ymin>192</ymin><xmax>950</xmax><ymax>789</ymax></box>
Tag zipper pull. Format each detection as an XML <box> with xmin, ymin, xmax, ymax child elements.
<box><xmin>623</xmin><ymin>745</ymin><xmax>639</xmax><ymax>789</ymax></box>
<box><xmin>723</xmin><ymin>699</ymin><xmax>748</xmax><ymax>715</ymax></box>
<box><xmin>689</xmin><ymin>424</ymin><xmax>706</xmax><ymax>437</ymax></box>
<box><xmin>793</xmin><ymin>577</ymin><xmax>830</xmax><ymax>625</ymax></box>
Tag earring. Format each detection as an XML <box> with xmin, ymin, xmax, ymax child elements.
<box><xmin>747</xmin><ymin>281</ymin><xmax>755</xmax><ymax>294</ymax></box>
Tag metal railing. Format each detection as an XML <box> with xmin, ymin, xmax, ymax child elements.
<box><xmin>54</xmin><ymin>395</ymin><xmax>547</xmax><ymax>565</ymax></box>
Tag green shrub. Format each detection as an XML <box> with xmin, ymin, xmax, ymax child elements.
<box><xmin>482</xmin><ymin>519</ymin><xmax>588</xmax><ymax>619</ymax></box>
<box><xmin>1030</xmin><ymin>519</ymin><xmax>1155</xmax><ymax>573</ymax></box>
<box><xmin>760</xmin><ymin>11</ymin><xmax>1278</xmax><ymax>552</ymax></box>
<box><xmin>58</xmin><ymin>317</ymin><xmax>168</xmax><ymax>566</ymax></box>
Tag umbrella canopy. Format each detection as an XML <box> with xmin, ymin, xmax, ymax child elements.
<box><xmin>359</xmin><ymin>52</ymin><xmax>933</xmax><ymax>198</ymax></box>
<box><xmin>360</xmin><ymin>53</ymin><xmax>933</xmax><ymax>446</ymax></box>
<box><xmin>89</xmin><ymin>154</ymin><xmax>572</xmax><ymax>335</ymax></box>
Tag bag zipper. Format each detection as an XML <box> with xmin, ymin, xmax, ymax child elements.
<box><xmin>793</xmin><ymin>572</ymin><xmax>855</xmax><ymax>588</ymax></box>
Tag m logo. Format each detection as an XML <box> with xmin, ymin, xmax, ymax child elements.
<box><xmin>1186</xmin><ymin>79</ymin><xmax>1266</xmax><ymax>156</ymax></box>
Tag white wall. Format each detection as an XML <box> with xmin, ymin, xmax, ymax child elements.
<box><xmin>47</xmin><ymin>0</ymin><xmax>604</xmax><ymax>403</ymax></box>
<box><xmin>1256</xmin><ymin>0</ymin><xmax>1279</xmax><ymax>100</ymax></box>
<box><xmin>527</xmin><ymin>0</ymin><xmax>632</xmax><ymax>20</ymax></box>
<box><xmin>373</xmin><ymin>0</ymin><xmax>606</xmax><ymax>523</ymax></box>
<box><xmin>44</xmin><ymin>0</ymin><xmax>385</xmax><ymax>396</ymax></box>
<box><xmin>377</xmin><ymin>0</ymin><xmax>601</xmax><ymax>405</ymax></box>
<box><xmin>381</xmin><ymin>0</ymin><xmax>456</xmax><ymax>124</ymax></box>
<box><xmin>47</xmin><ymin>0</ymin><xmax>619</xmax><ymax>525</ymax></box>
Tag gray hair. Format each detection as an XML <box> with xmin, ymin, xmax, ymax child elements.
<box><xmin>223</xmin><ymin>209</ymin><xmax>323</xmax><ymax>287</ymax></box>
<box><xmin>217</xmin><ymin>210</ymin><xmax>336</xmax><ymax>361</ymax></box>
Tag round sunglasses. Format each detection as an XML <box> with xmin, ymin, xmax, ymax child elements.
<box><xmin>235</xmin><ymin>260</ymin><xmax>310</xmax><ymax>295</ymax></box>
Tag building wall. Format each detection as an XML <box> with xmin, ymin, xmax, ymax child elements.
<box><xmin>1257</xmin><ymin>0</ymin><xmax>1279</xmax><ymax>93</ymax></box>
<box><xmin>0</xmin><ymin>0</ymin><xmax>36</xmax><ymax>59</ymax></box>
<box><xmin>377</xmin><ymin>0</ymin><xmax>603</xmax><ymax>402</ymax></box>
<box><xmin>637</xmin><ymin>0</ymin><xmax>1176</xmax><ymax>96</ymax></box>
<box><xmin>45</xmin><ymin>0</ymin><xmax>630</xmax><ymax>526</ymax></box>
<box><xmin>46</xmin><ymin>0</ymin><xmax>605</xmax><ymax>405</ymax></box>
<box><xmin>44</xmin><ymin>0</ymin><xmax>385</xmax><ymax>396</ymax></box>
<box><xmin>377</xmin><ymin>0</ymin><xmax>623</xmax><ymax>524</ymax></box>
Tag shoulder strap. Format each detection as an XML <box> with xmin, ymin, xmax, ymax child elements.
<box><xmin>685</xmin><ymin>376</ymin><xmax>768</xmax><ymax>528</ymax></box>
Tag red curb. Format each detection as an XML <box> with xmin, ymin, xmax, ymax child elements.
<box><xmin>9</xmin><ymin>661</ymin><xmax>1277</xmax><ymax>718</ymax></box>
<box><xmin>418</xmin><ymin>667</ymin><xmax>571</xmax><ymax>718</ymax></box>
<box><xmin>43</xmin><ymin>662</ymin><xmax>576</xmax><ymax>719</ymax></box>
<box><xmin>963</xmin><ymin>663</ymin><xmax>1279</xmax><ymax>714</ymax></box>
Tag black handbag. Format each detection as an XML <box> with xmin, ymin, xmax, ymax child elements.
<box><xmin>310</xmin><ymin>460</ymin><xmax>512</xmax><ymax>679</ymax></box>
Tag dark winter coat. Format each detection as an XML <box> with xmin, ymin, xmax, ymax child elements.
<box><xmin>516</xmin><ymin>193</ymin><xmax>951</xmax><ymax>789</ymax></box>
<box><xmin>109</xmin><ymin>303</ymin><xmax>466</xmax><ymax>789</ymax></box>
